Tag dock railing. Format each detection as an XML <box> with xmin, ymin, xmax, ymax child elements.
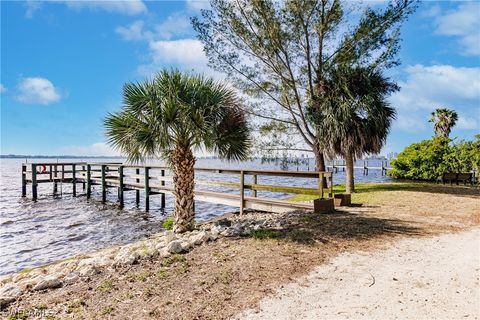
<box><xmin>22</xmin><ymin>162</ymin><xmax>334</xmax><ymax>214</ymax></box>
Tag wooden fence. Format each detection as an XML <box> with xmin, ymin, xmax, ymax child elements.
<box><xmin>22</xmin><ymin>162</ymin><xmax>334</xmax><ymax>214</ymax></box>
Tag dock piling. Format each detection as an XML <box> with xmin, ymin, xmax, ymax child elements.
<box><xmin>21</xmin><ymin>164</ymin><xmax>27</xmax><ymax>197</ymax></box>
<box><xmin>101</xmin><ymin>165</ymin><xmax>106</xmax><ymax>203</ymax></box>
<box><xmin>118</xmin><ymin>166</ymin><xmax>124</xmax><ymax>208</ymax></box>
<box><xmin>160</xmin><ymin>169</ymin><xmax>165</xmax><ymax>209</ymax></box>
<box><xmin>135</xmin><ymin>168</ymin><xmax>140</xmax><ymax>205</ymax></box>
<box><xmin>31</xmin><ymin>164</ymin><xmax>37</xmax><ymax>200</ymax></box>
<box><xmin>144</xmin><ymin>167</ymin><xmax>150</xmax><ymax>212</ymax></box>
<box><xmin>72</xmin><ymin>164</ymin><xmax>76</xmax><ymax>197</ymax></box>
<box><xmin>86</xmin><ymin>164</ymin><xmax>91</xmax><ymax>199</ymax></box>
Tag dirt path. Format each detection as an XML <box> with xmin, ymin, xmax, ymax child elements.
<box><xmin>237</xmin><ymin>228</ymin><xmax>480</xmax><ymax>320</ymax></box>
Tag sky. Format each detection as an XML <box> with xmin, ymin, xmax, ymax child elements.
<box><xmin>0</xmin><ymin>0</ymin><xmax>479</xmax><ymax>157</ymax></box>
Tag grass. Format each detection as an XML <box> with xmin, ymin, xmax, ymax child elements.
<box><xmin>162</xmin><ymin>217</ymin><xmax>174</xmax><ymax>230</ymax></box>
<box><xmin>287</xmin><ymin>181</ymin><xmax>453</xmax><ymax>204</ymax></box>
<box><xmin>95</xmin><ymin>280</ymin><xmax>114</xmax><ymax>293</ymax></box>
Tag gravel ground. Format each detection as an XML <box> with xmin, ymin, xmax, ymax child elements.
<box><xmin>238</xmin><ymin>228</ymin><xmax>480</xmax><ymax>320</ymax></box>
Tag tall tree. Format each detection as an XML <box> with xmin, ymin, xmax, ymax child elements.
<box><xmin>105</xmin><ymin>70</ymin><xmax>250</xmax><ymax>233</ymax></box>
<box><xmin>192</xmin><ymin>0</ymin><xmax>416</xmax><ymax>171</ymax></box>
<box><xmin>308</xmin><ymin>66</ymin><xmax>397</xmax><ymax>193</ymax></box>
<box><xmin>429</xmin><ymin>108</ymin><xmax>458</xmax><ymax>138</ymax></box>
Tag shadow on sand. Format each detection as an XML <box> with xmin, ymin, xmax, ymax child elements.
<box><xmin>245</xmin><ymin>210</ymin><xmax>423</xmax><ymax>245</ymax></box>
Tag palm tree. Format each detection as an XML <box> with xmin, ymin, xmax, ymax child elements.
<box><xmin>308</xmin><ymin>66</ymin><xmax>397</xmax><ymax>193</ymax></box>
<box><xmin>429</xmin><ymin>108</ymin><xmax>458</xmax><ymax>138</ymax></box>
<box><xmin>105</xmin><ymin>70</ymin><xmax>250</xmax><ymax>233</ymax></box>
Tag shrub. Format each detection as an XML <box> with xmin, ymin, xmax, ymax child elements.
<box><xmin>162</xmin><ymin>217</ymin><xmax>174</xmax><ymax>230</ymax></box>
<box><xmin>388</xmin><ymin>137</ymin><xmax>450</xmax><ymax>180</ymax></box>
<box><xmin>389</xmin><ymin>135</ymin><xmax>480</xmax><ymax>181</ymax></box>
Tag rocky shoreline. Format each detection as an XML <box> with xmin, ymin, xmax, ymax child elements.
<box><xmin>0</xmin><ymin>210</ymin><xmax>298</xmax><ymax>309</ymax></box>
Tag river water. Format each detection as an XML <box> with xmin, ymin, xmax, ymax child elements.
<box><xmin>0</xmin><ymin>158</ymin><xmax>390</xmax><ymax>275</ymax></box>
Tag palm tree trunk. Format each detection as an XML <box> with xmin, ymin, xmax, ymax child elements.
<box><xmin>345</xmin><ymin>152</ymin><xmax>355</xmax><ymax>194</ymax></box>
<box><xmin>313</xmin><ymin>141</ymin><xmax>326</xmax><ymax>172</ymax></box>
<box><xmin>171</xmin><ymin>143</ymin><xmax>195</xmax><ymax>233</ymax></box>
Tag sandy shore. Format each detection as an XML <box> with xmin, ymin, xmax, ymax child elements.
<box><xmin>238</xmin><ymin>228</ymin><xmax>480</xmax><ymax>320</ymax></box>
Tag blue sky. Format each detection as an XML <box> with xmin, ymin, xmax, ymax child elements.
<box><xmin>1</xmin><ymin>0</ymin><xmax>479</xmax><ymax>156</ymax></box>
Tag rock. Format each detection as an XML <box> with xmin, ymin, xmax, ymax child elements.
<box><xmin>211</xmin><ymin>225</ymin><xmax>225</xmax><ymax>237</ymax></box>
<box><xmin>33</xmin><ymin>276</ymin><xmax>62</xmax><ymax>291</ymax></box>
<box><xmin>78</xmin><ymin>264</ymin><xmax>101</xmax><ymax>276</ymax></box>
<box><xmin>63</xmin><ymin>272</ymin><xmax>80</xmax><ymax>285</ymax></box>
<box><xmin>78</xmin><ymin>256</ymin><xmax>110</xmax><ymax>269</ymax></box>
<box><xmin>17</xmin><ymin>275</ymin><xmax>42</xmax><ymax>291</ymax></box>
<box><xmin>166</xmin><ymin>240</ymin><xmax>184</xmax><ymax>254</ymax></box>
<box><xmin>0</xmin><ymin>283</ymin><xmax>22</xmax><ymax>306</ymax></box>
<box><xmin>216</xmin><ymin>219</ymin><xmax>232</xmax><ymax>227</ymax></box>
<box><xmin>190</xmin><ymin>231</ymin><xmax>210</xmax><ymax>245</ymax></box>
<box><xmin>113</xmin><ymin>249</ymin><xmax>140</xmax><ymax>266</ymax></box>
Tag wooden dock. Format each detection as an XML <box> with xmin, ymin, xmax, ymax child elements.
<box><xmin>326</xmin><ymin>160</ymin><xmax>391</xmax><ymax>176</ymax></box>
<box><xmin>21</xmin><ymin>162</ymin><xmax>334</xmax><ymax>214</ymax></box>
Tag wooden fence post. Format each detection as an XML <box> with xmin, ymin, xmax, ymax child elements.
<box><xmin>82</xmin><ymin>165</ymin><xmax>86</xmax><ymax>190</ymax></box>
<box><xmin>101</xmin><ymin>165</ymin><xmax>106</xmax><ymax>203</ymax></box>
<box><xmin>118</xmin><ymin>166</ymin><xmax>124</xmax><ymax>208</ymax></box>
<box><xmin>145</xmin><ymin>167</ymin><xmax>150</xmax><ymax>212</ymax></box>
<box><xmin>135</xmin><ymin>168</ymin><xmax>140</xmax><ymax>205</ymax></box>
<box><xmin>240</xmin><ymin>171</ymin><xmax>245</xmax><ymax>214</ymax></box>
<box><xmin>160</xmin><ymin>169</ymin><xmax>165</xmax><ymax>209</ymax></box>
<box><xmin>72</xmin><ymin>164</ymin><xmax>76</xmax><ymax>197</ymax></box>
<box><xmin>329</xmin><ymin>173</ymin><xmax>333</xmax><ymax>198</ymax></box>
<box><xmin>252</xmin><ymin>174</ymin><xmax>257</xmax><ymax>197</ymax></box>
<box><xmin>53</xmin><ymin>165</ymin><xmax>58</xmax><ymax>194</ymax></box>
<box><xmin>318</xmin><ymin>172</ymin><xmax>324</xmax><ymax>199</ymax></box>
<box><xmin>21</xmin><ymin>164</ymin><xmax>27</xmax><ymax>197</ymax></box>
<box><xmin>31</xmin><ymin>164</ymin><xmax>37</xmax><ymax>200</ymax></box>
<box><xmin>86</xmin><ymin>164</ymin><xmax>91</xmax><ymax>199</ymax></box>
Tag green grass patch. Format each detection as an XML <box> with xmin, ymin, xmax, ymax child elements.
<box><xmin>245</xmin><ymin>229</ymin><xmax>281</xmax><ymax>239</ymax></box>
<box><xmin>101</xmin><ymin>306</ymin><xmax>114</xmax><ymax>316</ymax></box>
<box><xmin>287</xmin><ymin>182</ymin><xmax>447</xmax><ymax>204</ymax></box>
<box><xmin>95</xmin><ymin>280</ymin><xmax>114</xmax><ymax>293</ymax></box>
<box><xmin>161</xmin><ymin>254</ymin><xmax>186</xmax><ymax>267</ymax></box>
<box><xmin>162</xmin><ymin>217</ymin><xmax>174</xmax><ymax>230</ymax></box>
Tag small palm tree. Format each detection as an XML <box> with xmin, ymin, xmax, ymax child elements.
<box><xmin>429</xmin><ymin>108</ymin><xmax>458</xmax><ymax>138</ymax></box>
<box><xmin>308</xmin><ymin>66</ymin><xmax>397</xmax><ymax>193</ymax></box>
<box><xmin>105</xmin><ymin>70</ymin><xmax>250</xmax><ymax>233</ymax></box>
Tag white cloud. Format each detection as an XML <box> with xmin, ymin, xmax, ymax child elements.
<box><xmin>186</xmin><ymin>0</ymin><xmax>210</xmax><ymax>12</ymax></box>
<box><xmin>25</xmin><ymin>0</ymin><xmax>147</xmax><ymax>17</ymax></box>
<box><xmin>62</xmin><ymin>142</ymin><xmax>120</xmax><ymax>157</ymax></box>
<box><xmin>115</xmin><ymin>20</ymin><xmax>151</xmax><ymax>41</ymax></box>
<box><xmin>434</xmin><ymin>2</ymin><xmax>480</xmax><ymax>56</ymax></box>
<box><xmin>154</xmin><ymin>13</ymin><xmax>191</xmax><ymax>40</ymax></box>
<box><xmin>457</xmin><ymin>116</ymin><xmax>479</xmax><ymax>131</ymax></box>
<box><xmin>0</xmin><ymin>84</ymin><xmax>6</xmax><ymax>93</ymax></box>
<box><xmin>138</xmin><ymin>38</ymin><xmax>217</xmax><ymax>77</ymax></box>
<box><xmin>16</xmin><ymin>77</ymin><xmax>62</xmax><ymax>105</ymax></box>
<box><xmin>390</xmin><ymin>64</ymin><xmax>480</xmax><ymax>133</ymax></box>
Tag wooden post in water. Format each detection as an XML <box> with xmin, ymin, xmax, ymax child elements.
<box><xmin>144</xmin><ymin>167</ymin><xmax>150</xmax><ymax>212</ymax></box>
<box><xmin>365</xmin><ymin>160</ymin><xmax>369</xmax><ymax>175</ymax></box>
<box><xmin>135</xmin><ymin>168</ymin><xmax>140</xmax><ymax>205</ymax></box>
<box><xmin>160</xmin><ymin>169</ymin><xmax>165</xmax><ymax>209</ymax></box>
<box><xmin>318</xmin><ymin>172</ymin><xmax>324</xmax><ymax>199</ymax></box>
<box><xmin>118</xmin><ymin>166</ymin><xmax>124</xmax><ymax>208</ymax></box>
<box><xmin>72</xmin><ymin>164</ymin><xmax>77</xmax><ymax>197</ymax></box>
<box><xmin>82</xmin><ymin>165</ymin><xmax>86</xmax><ymax>190</ymax></box>
<box><xmin>101</xmin><ymin>165</ymin><xmax>106</xmax><ymax>203</ymax></box>
<box><xmin>86</xmin><ymin>164</ymin><xmax>91</xmax><ymax>199</ymax></box>
<box><xmin>252</xmin><ymin>174</ymin><xmax>257</xmax><ymax>197</ymax></box>
<box><xmin>53</xmin><ymin>164</ymin><xmax>58</xmax><ymax>194</ymax></box>
<box><xmin>21</xmin><ymin>164</ymin><xmax>27</xmax><ymax>197</ymax></box>
<box><xmin>31</xmin><ymin>164</ymin><xmax>37</xmax><ymax>200</ymax></box>
<box><xmin>239</xmin><ymin>171</ymin><xmax>245</xmax><ymax>214</ymax></box>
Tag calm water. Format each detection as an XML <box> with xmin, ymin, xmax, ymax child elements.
<box><xmin>0</xmin><ymin>157</ymin><xmax>390</xmax><ymax>275</ymax></box>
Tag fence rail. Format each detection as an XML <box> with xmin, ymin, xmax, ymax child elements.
<box><xmin>22</xmin><ymin>162</ymin><xmax>334</xmax><ymax>214</ymax></box>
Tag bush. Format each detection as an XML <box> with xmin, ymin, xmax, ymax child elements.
<box><xmin>389</xmin><ymin>135</ymin><xmax>480</xmax><ymax>181</ymax></box>
<box><xmin>162</xmin><ymin>217</ymin><xmax>174</xmax><ymax>230</ymax></box>
<box><xmin>388</xmin><ymin>137</ymin><xmax>450</xmax><ymax>180</ymax></box>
